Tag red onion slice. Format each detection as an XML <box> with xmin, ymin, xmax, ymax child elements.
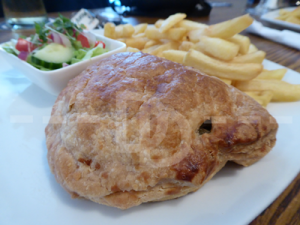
<box><xmin>62</xmin><ymin>62</ymin><xmax>69</xmax><ymax>67</ymax></box>
<box><xmin>18</xmin><ymin>51</ymin><xmax>29</xmax><ymax>61</ymax></box>
<box><xmin>49</xmin><ymin>31</ymin><xmax>72</xmax><ymax>48</ymax></box>
<box><xmin>60</xmin><ymin>33</ymin><xmax>72</xmax><ymax>48</ymax></box>
<box><xmin>50</xmin><ymin>32</ymin><xmax>61</xmax><ymax>44</ymax></box>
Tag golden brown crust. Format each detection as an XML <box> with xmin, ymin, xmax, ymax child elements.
<box><xmin>45</xmin><ymin>52</ymin><xmax>278</xmax><ymax>209</ymax></box>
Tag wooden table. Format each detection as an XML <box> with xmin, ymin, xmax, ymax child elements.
<box><xmin>0</xmin><ymin>0</ymin><xmax>299</xmax><ymax>224</ymax></box>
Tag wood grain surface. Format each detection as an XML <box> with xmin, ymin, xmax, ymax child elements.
<box><xmin>0</xmin><ymin>0</ymin><xmax>299</xmax><ymax>224</ymax></box>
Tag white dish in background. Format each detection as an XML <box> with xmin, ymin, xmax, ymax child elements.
<box><xmin>0</xmin><ymin>57</ymin><xmax>300</xmax><ymax>225</ymax></box>
<box><xmin>0</xmin><ymin>34</ymin><xmax>126</xmax><ymax>96</ymax></box>
<box><xmin>261</xmin><ymin>7</ymin><xmax>300</xmax><ymax>31</ymax></box>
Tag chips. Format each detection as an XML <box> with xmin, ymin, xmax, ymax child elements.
<box><xmin>255</xmin><ymin>69</ymin><xmax>287</xmax><ymax>80</ymax></box>
<box><xmin>203</xmin><ymin>14</ymin><xmax>253</xmax><ymax>39</ymax></box>
<box><xmin>159</xmin><ymin>13</ymin><xmax>187</xmax><ymax>33</ymax></box>
<box><xmin>276</xmin><ymin>7</ymin><xmax>300</xmax><ymax>25</ymax></box>
<box><xmin>235</xmin><ymin>80</ymin><xmax>300</xmax><ymax>102</ymax></box>
<box><xmin>227</xmin><ymin>34</ymin><xmax>250</xmax><ymax>55</ymax></box>
<box><xmin>150</xmin><ymin>42</ymin><xmax>179</xmax><ymax>57</ymax></box>
<box><xmin>125</xmin><ymin>37</ymin><xmax>148</xmax><ymax>50</ymax></box>
<box><xmin>175</xmin><ymin>19</ymin><xmax>208</xmax><ymax>31</ymax></box>
<box><xmin>244</xmin><ymin>91</ymin><xmax>273</xmax><ymax>107</ymax></box>
<box><xmin>145</xmin><ymin>26</ymin><xmax>187</xmax><ymax>41</ymax></box>
<box><xmin>126</xmin><ymin>47</ymin><xmax>140</xmax><ymax>52</ymax></box>
<box><xmin>231</xmin><ymin>51</ymin><xmax>266</xmax><ymax>64</ymax></box>
<box><xmin>103</xmin><ymin>13</ymin><xmax>299</xmax><ymax>107</ymax></box>
<box><xmin>194</xmin><ymin>36</ymin><xmax>240</xmax><ymax>61</ymax></box>
<box><xmin>115</xmin><ymin>24</ymin><xmax>135</xmax><ymax>38</ymax></box>
<box><xmin>104</xmin><ymin>23</ymin><xmax>115</xmax><ymax>38</ymax></box>
<box><xmin>162</xmin><ymin>50</ymin><xmax>187</xmax><ymax>63</ymax></box>
<box><xmin>178</xmin><ymin>41</ymin><xmax>195</xmax><ymax>51</ymax></box>
<box><xmin>134</xmin><ymin>23</ymin><xmax>148</xmax><ymax>34</ymax></box>
<box><xmin>183</xmin><ymin>49</ymin><xmax>262</xmax><ymax>81</ymax></box>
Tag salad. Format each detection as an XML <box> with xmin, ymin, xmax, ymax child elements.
<box><xmin>2</xmin><ymin>15</ymin><xmax>108</xmax><ymax>71</ymax></box>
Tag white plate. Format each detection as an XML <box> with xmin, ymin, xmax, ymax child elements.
<box><xmin>0</xmin><ymin>57</ymin><xmax>300</xmax><ymax>225</ymax></box>
<box><xmin>0</xmin><ymin>34</ymin><xmax>126</xmax><ymax>96</ymax></box>
<box><xmin>261</xmin><ymin>7</ymin><xmax>300</xmax><ymax>31</ymax></box>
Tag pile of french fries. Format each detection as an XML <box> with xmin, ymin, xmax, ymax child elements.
<box><xmin>276</xmin><ymin>7</ymin><xmax>300</xmax><ymax>25</ymax></box>
<box><xmin>104</xmin><ymin>13</ymin><xmax>300</xmax><ymax>107</ymax></box>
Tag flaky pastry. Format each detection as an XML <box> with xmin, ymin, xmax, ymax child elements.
<box><xmin>46</xmin><ymin>52</ymin><xmax>278</xmax><ymax>209</ymax></box>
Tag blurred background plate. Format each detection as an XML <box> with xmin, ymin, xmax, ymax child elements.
<box><xmin>261</xmin><ymin>7</ymin><xmax>300</xmax><ymax>31</ymax></box>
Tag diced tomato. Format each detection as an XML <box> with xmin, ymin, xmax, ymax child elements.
<box><xmin>95</xmin><ymin>40</ymin><xmax>105</xmax><ymax>49</ymax></box>
<box><xmin>15</xmin><ymin>38</ymin><xmax>36</xmax><ymax>52</ymax></box>
<box><xmin>77</xmin><ymin>33</ymin><xmax>90</xmax><ymax>48</ymax></box>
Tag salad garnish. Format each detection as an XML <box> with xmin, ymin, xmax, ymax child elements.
<box><xmin>2</xmin><ymin>14</ymin><xmax>107</xmax><ymax>71</ymax></box>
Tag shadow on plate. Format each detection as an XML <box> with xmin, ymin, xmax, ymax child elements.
<box><xmin>19</xmin><ymin>83</ymin><xmax>57</xmax><ymax>108</ymax></box>
<box><xmin>2</xmin><ymin>68</ymin><xmax>31</xmax><ymax>85</ymax></box>
<box><xmin>211</xmin><ymin>161</ymin><xmax>244</xmax><ymax>180</ymax></box>
<box><xmin>3</xmin><ymin>68</ymin><xmax>57</xmax><ymax>107</ymax></box>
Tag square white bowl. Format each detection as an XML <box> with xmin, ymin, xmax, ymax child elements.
<box><xmin>0</xmin><ymin>33</ymin><xmax>126</xmax><ymax>95</ymax></box>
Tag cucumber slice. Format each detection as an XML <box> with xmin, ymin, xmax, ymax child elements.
<box><xmin>34</xmin><ymin>43</ymin><xmax>74</xmax><ymax>64</ymax></box>
<box><xmin>31</xmin><ymin>56</ymin><xmax>63</xmax><ymax>70</ymax></box>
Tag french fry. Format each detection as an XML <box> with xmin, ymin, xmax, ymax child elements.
<box><xmin>290</xmin><ymin>7</ymin><xmax>300</xmax><ymax>17</ymax></box>
<box><xmin>115</xmin><ymin>24</ymin><xmax>135</xmax><ymax>38</ymax></box>
<box><xmin>231</xmin><ymin>51</ymin><xmax>266</xmax><ymax>64</ymax></box>
<box><xmin>183</xmin><ymin>49</ymin><xmax>262</xmax><ymax>80</ymax></box>
<box><xmin>127</xmin><ymin>47</ymin><xmax>140</xmax><ymax>52</ymax></box>
<box><xmin>248</xmin><ymin>43</ymin><xmax>258</xmax><ymax>53</ymax></box>
<box><xmin>204</xmin><ymin>14</ymin><xmax>253</xmax><ymax>38</ymax></box>
<box><xmin>279</xmin><ymin>9</ymin><xmax>289</xmax><ymax>16</ymax></box>
<box><xmin>227</xmin><ymin>34</ymin><xmax>250</xmax><ymax>55</ymax></box>
<box><xmin>178</xmin><ymin>41</ymin><xmax>195</xmax><ymax>51</ymax></box>
<box><xmin>257</xmin><ymin>91</ymin><xmax>274</xmax><ymax>106</ymax></box>
<box><xmin>244</xmin><ymin>91</ymin><xmax>273</xmax><ymax>107</ymax></box>
<box><xmin>187</xmin><ymin>28</ymin><xmax>206</xmax><ymax>43</ymax></box>
<box><xmin>286</xmin><ymin>16</ymin><xmax>300</xmax><ymax>24</ymax></box>
<box><xmin>181</xmin><ymin>36</ymin><xmax>188</xmax><ymax>42</ymax></box>
<box><xmin>276</xmin><ymin>14</ymin><xmax>289</xmax><ymax>21</ymax></box>
<box><xmin>142</xmin><ymin>45</ymin><xmax>160</xmax><ymax>54</ymax></box>
<box><xmin>122</xmin><ymin>24</ymin><xmax>135</xmax><ymax>37</ymax></box>
<box><xmin>175</xmin><ymin>19</ymin><xmax>208</xmax><ymax>31</ymax></box>
<box><xmin>235</xmin><ymin>79</ymin><xmax>300</xmax><ymax>102</ymax></box>
<box><xmin>144</xmin><ymin>40</ymin><xmax>161</xmax><ymax>49</ymax></box>
<box><xmin>134</xmin><ymin>23</ymin><xmax>148</xmax><ymax>34</ymax></box>
<box><xmin>219</xmin><ymin>78</ymin><xmax>232</xmax><ymax>85</ymax></box>
<box><xmin>276</xmin><ymin>7</ymin><xmax>300</xmax><ymax>24</ymax></box>
<box><xmin>246</xmin><ymin>93</ymin><xmax>264</xmax><ymax>106</ymax></box>
<box><xmin>114</xmin><ymin>25</ymin><xmax>124</xmax><ymax>38</ymax></box>
<box><xmin>194</xmin><ymin>36</ymin><xmax>240</xmax><ymax>61</ymax></box>
<box><xmin>125</xmin><ymin>37</ymin><xmax>148</xmax><ymax>50</ymax></box>
<box><xmin>151</xmin><ymin>42</ymin><xmax>180</xmax><ymax>57</ymax></box>
<box><xmin>145</xmin><ymin>26</ymin><xmax>164</xmax><ymax>39</ymax></box>
<box><xmin>116</xmin><ymin>38</ymin><xmax>126</xmax><ymax>43</ymax></box>
<box><xmin>165</xmin><ymin>27</ymin><xmax>187</xmax><ymax>41</ymax></box>
<box><xmin>104</xmin><ymin>22</ymin><xmax>115</xmax><ymax>39</ymax></box>
<box><xmin>162</xmin><ymin>50</ymin><xmax>187</xmax><ymax>63</ymax></box>
<box><xmin>159</xmin><ymin>13</ymin><xmax>187</xmax><ymax>33</ymax></box>
<box><xmin>103</xmin><ymin>13</ymin><xmax>300</xmax><ymax>106</ymax></box>
<box><xmin>155</xmin><ymin>19</ymin><xmax>164</xmax><ymax>28</ymax></box>
<box><xmin>145</xmin><ymin>26</ymin><xmax>187</xmax><ymax>41</ymax></box>
<box><xmin>132</xmin><ymin>32</ymin><xmax>146</xmax><ymax>38</ymax></box>
<box><xmin>255</xmin><ymin>68</ymin><xmax>287</xmax><ymax>80</ymax></box>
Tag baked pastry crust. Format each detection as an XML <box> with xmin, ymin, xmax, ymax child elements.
<box><xmin>45</xmin><ymin>52</ymin><xmax>278</xmax><ymax>209</ymax></box>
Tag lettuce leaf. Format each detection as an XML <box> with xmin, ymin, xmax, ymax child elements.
<box><xmin>71</xmin><ymin>46</ymin><xmax>108</xmax><ymax>64</ymax></box>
